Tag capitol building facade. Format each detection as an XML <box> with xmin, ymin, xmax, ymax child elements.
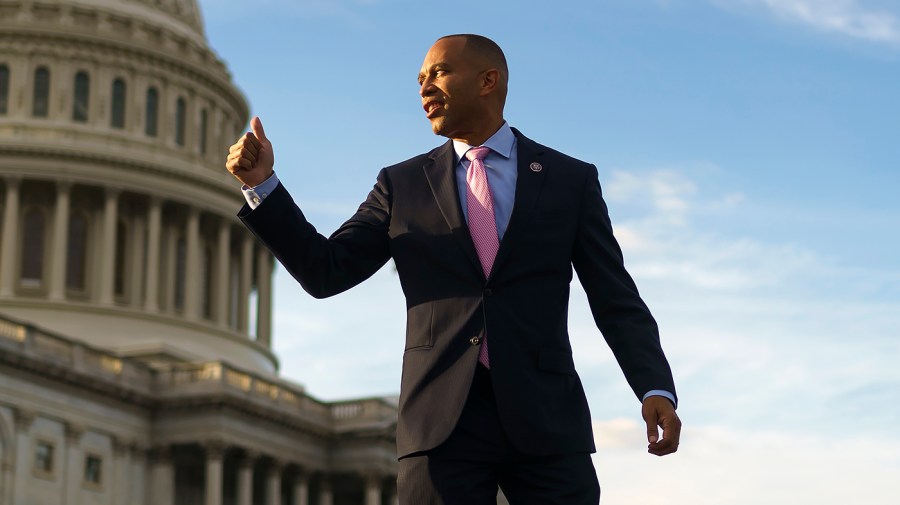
<box><xmin>0</xmin><ymin>1</ymin><xmax>398</xmax><ymax>504</ymax></box>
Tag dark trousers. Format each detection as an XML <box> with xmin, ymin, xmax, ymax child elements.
<box><xmin>398</xmin><ymin>364</ymin><xmax>601</xmax><ymax>505</ymax></box>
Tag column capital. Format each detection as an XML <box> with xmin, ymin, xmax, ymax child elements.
<box><xmin>64</xmin><ymin>422</ymin><xmax>86</xmax><ymax>443</ymax></box>
<box><xmin>293</xmin><ymin>465</ymin><xmax>311</xmax><ymax>480</ymax></box>
<box><xmin>267</xmin><ymin>457</ymin><xmax>285</xmax><ymax>475</ymax></box>
<box><xmin>130</xmin><ymin>442</ymin><xmax>149</xmax><ymax>460</ymax></box>
<box><xmin>104</xmin><ymin>186</ymin><xmax>123</xmax><ymax>199</ymax></box>
<box><xmin>13</xmin><ymin>408</ymin><xmax>36</xmax><ymax>432</ymax></box>
<box><xmin>111</xmin><ymin>436</ymin><xmax>132</xmax><ymax>456</ymax></box>
<box><xmin>204</xmin><ymin>440</ymin><xmax>227</xmax><ymax>459</ymax></box>
<box><xmin>363</xmin><ymin>471</ymin><xmax>385</xmax><ymax>485</ymax></box>
<box><xmin>238</xmin><ymin>449</ymin><xmax>258</xmax><ymax>469</ymax></box>
<box><xmin>148</xmin><ymin>445</ymin><xmax>173</xmax><ymax>464</ymax></box>
<box><xmin>56</xmin><ymin>179</ymin><xmax>74</xmax><ymax>193</ymax></box>
<box><xmin>3</xmin><ymin>176</ymin><xmax>22</xmax><ymax>189</ymax></box>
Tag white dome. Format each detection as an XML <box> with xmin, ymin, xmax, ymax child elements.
<box><xmin>0</xmin><ymin>0</ymin><xmax>272</xmax><ymax>374</ymax></box>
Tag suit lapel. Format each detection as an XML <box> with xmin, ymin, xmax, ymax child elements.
<box><xmin>488</xmin><ymin>129</ymin><xmax>546</xmax><ymax>282</ymax></box>
<box><xmin>423</xmin><ymin>141</ymin><xmax>483</xmax><ymax>276</ymax></box>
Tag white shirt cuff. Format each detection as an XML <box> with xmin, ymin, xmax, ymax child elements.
<box><xmin>642</xmin><ymin>389</ymin><xmax>677</xmax><ymax>408</ymax></box>
<box><xmin>241</xmin><ymin>173</ymin><xmax>279</xmax><ymax>209</ymax></box>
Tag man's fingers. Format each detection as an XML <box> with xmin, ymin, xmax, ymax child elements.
<box><xmin>643</xmin><ymin>400</ymin><xmax>660</xmax><ymax>444</ymax></box>
<box><xmin>647</xmin><ymin>410</ymin><xmax>682</xmax><ymax>456</ymax></box>
<box><xmin>250</xmin><ymin>116</ymin><xmax>268</xmax><ymax>143</ymax></box>
<box><xmin>223</xmin><ymin>118</ymin><xmax>274</xmax><ymax>188</ymax></box>
<box><xmin>648</xmin><ymin>437</ymin><xmax>679</xmax><ymax>456</ymax></box>
<box><xmin>646</xmin><ymin>416</ymin><xmax>660</xmax><ymax>444</ymax></box>
<box><xmin>641</xmin><ymin>396</ymin><xmax>681</xmax><ymax>456</ymax></box>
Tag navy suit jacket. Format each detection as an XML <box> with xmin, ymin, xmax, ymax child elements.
<box><xmin>240</xmin><ymin>129</ymin><xmax>676</xmax><ymax>458</ymax></box>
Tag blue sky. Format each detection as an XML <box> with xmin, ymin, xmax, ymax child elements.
<box><xmin>198</xmin><ymin>1</ymin><xmax>899</xmax><ymax>503</ymax></box>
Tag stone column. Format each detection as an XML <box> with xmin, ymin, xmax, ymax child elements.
<box><xmin>215</xmin><ymin>220</ymin><xmax>231</xmax><ymax>327</ymax></box>
<box><xmin>318</xmin><ymin>477</ymin><xmax>333</xmax><ymax>505</ymax></box>
<box><xmin>144</xmin><ymin>197</ymin><xmax>162</xmax><ymax>311</ymax></box>
<box><xmin>256</xmin><ymin>248</ymin><xmax>273</xmax><ymax>347</ymax></box>
<box><xmin>11</xmin><ymin>409</ymin><xmax>34</xmax><ymax>505</ymax></box>
<box><xmin>49</xmin><ymin>181</ymin><xmax>72</xmax><ymax>300</ymax></box>
<box><xmin>204</xmin><ymin>442</ymin><xmax>225</xmax><ymax>505</ymax></box>
<box><xmin>97</xmin><ymin>187</ymin><xmax>120</xmax><ymax>304</ymax></box>
<box><xmin>265</xmin><ymin>460</ymin><xmax>282</xmax><ymax>505</ymax></box>
<box><xmin>390</xmin><ymin>483</ymin><xmax>399</xmax><ymax>505</ymax></box>
<box><xmin>130</xmin><ymin>445</ymin><xmax>148</xmax><ymax>505</ymax></box>
<box><xmin>148</xmin><ymin>446</ymin><xmax>175</xmax><ymax>505</ymax></box>
<box><xmin>112</xmin><ymin>438</ymin><xmax>131</xmax><ymax>505</ymax></box>
<box><xmin>184</xmin><ymin>207</ymin><xmax>200</xmax><ymax>319</ymax></box>
<box><xmin>0</xmin><ymin>178</ymin><xmax>22</xmax><ymax>297</ymax></box>
<box><xmin>236</xmin><ymin>452</ymin><xmax>255</xmax><ymax>505</ymax></box>
<box><xmin>292</xmin><ymin>470</ymin><xmax>309</xmax><ymax>505</ymax></box>
<box><xmin>62</xmin><ymin>422</ymin><xmax>85</xmax><ymax>505</ymax></box>
<box><xmin>238</xmin><ymin>235</ymin><xmax>253</xmax><ymax>333</ymax></box>
<box><xmin>163</xmin><ymin>224</ymin><xmax>178</xmax><ymax>312</ymax></box>
<box><xmin>129</xmin><ymin>213</ymin><xmax>146</xmax><ymax>306</ymax></box>
<box><xmin>364</xmin><ymin>474</ymin><xmax>382</xmax><ymax>505</ymax></box>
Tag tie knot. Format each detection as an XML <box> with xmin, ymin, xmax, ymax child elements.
<box><xmin>466</xmin><ymin>146</ymin><xmax>491</xmax><ymax>162</ymax></box>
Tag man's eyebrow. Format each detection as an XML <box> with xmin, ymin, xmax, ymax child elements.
<box><xmin>419</xmin><ymin>63</ymin><xmax>451</xmax><ymax>80</ymax></box>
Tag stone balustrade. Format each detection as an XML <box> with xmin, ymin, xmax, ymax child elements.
<box><xmin>0</xmin><ymin>312</ymin><xmax>398</xmax><ymax>431</ymax></box>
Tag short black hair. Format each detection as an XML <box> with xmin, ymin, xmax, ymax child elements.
<box><xmin>438</xmin><ymin>34</ymin><xmax>508</xmax><ymax>78</ymax></box>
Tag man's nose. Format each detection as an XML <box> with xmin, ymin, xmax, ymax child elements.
<box><xmin>419</xmin><ymin>79</ymin><xmax>433</xmax><ymax>97</ymax></box>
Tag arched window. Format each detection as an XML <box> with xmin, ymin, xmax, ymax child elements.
<box><xmin>174</xmin><ymin>97</ymin><xmax>186</xmax><ymax>146</ymax></box>
<box><xmin>66</xmin><ymin>212</ymin><xmax>88</xmax><ymax>291</ymax></box>
<box><xmin>33</xmin><ymin>67</ymin><xmax>50</xmax><ymax>118</ymax></box>
<box><xmin>110</xmin><ymin>78</ymin><xmax>126</xmax><ymax>129</ymax></box>
<box><xmin>21</xmin><ymin>209</ymin><xmax>46</xmax><ymax>287</ymax></box>
<box><xmin>145</xmin><ymin>87</ymin><xmax>158</xmax><ymax>136</ymax></box>
<box><xmin>73</xmin><ymin>71</ymin><xmax>90</xmax><ymax>122</ymax></box>
<box><xmin>114</xmin><ymin>221</ymin><xmax>128</xmax><ymax>298</ymax></box>
<box><xmin>199</xmin><ymin>108</ymin><xmax>208</xmax><ymax>155</ymax></box>
<box><xmin>0</xmin><ymin>64</ymin><xmax>9</xmax><ymax>115</ymax></box>
<box><xmin>174</xmin><ymin>236</ymin><xmax>186</xmax><ymax>310</ymax></box>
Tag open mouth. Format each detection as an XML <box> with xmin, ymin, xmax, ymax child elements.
<box><xmin>423</xmin><ymin>101</ymin><xmax>444</xmax><ymax>118</ymax></box>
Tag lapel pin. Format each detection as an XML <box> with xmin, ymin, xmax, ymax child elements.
<box><xmin>530</xmin><ymin>162</ymin><xmax>543</xmax><ymax>173</ymax></box>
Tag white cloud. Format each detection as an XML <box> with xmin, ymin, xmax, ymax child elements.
<box><xmin>729</xmin><ymin>0</ymin><xmax>900</xmax><ymax>44</ymax></box>
<box><xmin>592</xmin><ymin>421</ymin><xmax>900</xmax><ymax>504</ymax></box>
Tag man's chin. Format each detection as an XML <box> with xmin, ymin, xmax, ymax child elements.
<box><xmin>429</xmin><ymin>118</ymin><xmax>452</xmax><ymax>137</ymax></box>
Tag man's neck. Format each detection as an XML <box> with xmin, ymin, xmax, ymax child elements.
<box><xmin>450</xmin><ymin>118</ymin><xmax>505</xmax><ymax>147</ymax></box>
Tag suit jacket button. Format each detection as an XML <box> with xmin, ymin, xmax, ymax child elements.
<box><xmin>484</xmin><ymin>288</ymin><xmax>493</xmax><ymax>296</ymax></box>
<box><xmin>469</xmin><ymin>336</ymin><xmax>481</xmax><ymax>346</ymax></box>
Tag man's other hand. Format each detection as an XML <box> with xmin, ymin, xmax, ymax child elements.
<box><xmin>642</xmin><ymin>395</ymin><xmax>681</xmax><ymax>456</ymax></box>
<box><xmin>226</xmin><ymin>116</ymin><xmax>275</xmax><ymax>188</ymax></box>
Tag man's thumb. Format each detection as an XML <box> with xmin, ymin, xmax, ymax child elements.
<box><xmin>251</xmin><ymin>116</ymin><xmax>268</xmax><ymax>143</ymax></box>
<box><xmin>646</xmin><ymin>416</ymin><xmax>660</xmax><ymax>444</ymax></box>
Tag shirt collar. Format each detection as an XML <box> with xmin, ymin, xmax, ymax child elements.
<box><xmin>452</xmin><ymin>121</ymin><xmax>515</xmax><ymax>164</ymax></box>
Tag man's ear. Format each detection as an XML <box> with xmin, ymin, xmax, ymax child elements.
<box><xmin>479</xmin><ymin>68</ymin><xmax>500</xmax><ymax>96</ymax></box>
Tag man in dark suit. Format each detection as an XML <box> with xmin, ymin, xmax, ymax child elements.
<box><xmin>226</xmin><ymin>34</ymin><xmax>680</xmax><ymax>505</ymax></box>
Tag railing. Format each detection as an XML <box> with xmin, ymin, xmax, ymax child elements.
<box><xmin>154</xmin><ymin>361</ymin><xmax>398</xmax><ymax>428</ymax></box>
<box><xmin>0</xmin><ymin>313</ymin><xmax>398</xmax><ymax>431</ymax></box>
<box><xmin>0</xmin><ymin>313</ymin><xmax>154</xmax><ymax>393</ymax></box>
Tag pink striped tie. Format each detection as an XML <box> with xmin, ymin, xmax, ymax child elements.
<box><xmin>466</xmin><ymin>146</ymin><xmax>498</xmax><ymax>368</ymax></box>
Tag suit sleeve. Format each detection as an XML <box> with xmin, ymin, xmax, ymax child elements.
<box><xmin>239</xmin><ymin>169</ymin><xmax>393</xmax><ymax>299</ymax></box>
<box><xmin>571</xmin><ymin>165</ymin><xmax>677</xmax><ymax>404</ymax></box>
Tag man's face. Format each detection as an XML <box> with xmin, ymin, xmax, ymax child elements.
<box><xmin>418</xmin><ymin>37</ymin><xmax>486</xmax><ymax>140</ymax></box>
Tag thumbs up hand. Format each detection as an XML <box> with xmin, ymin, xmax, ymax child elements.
<box><xmin>226</xmin><ymin>116</ymin><xmax>275</xmax><ymax>188</ymax></box>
